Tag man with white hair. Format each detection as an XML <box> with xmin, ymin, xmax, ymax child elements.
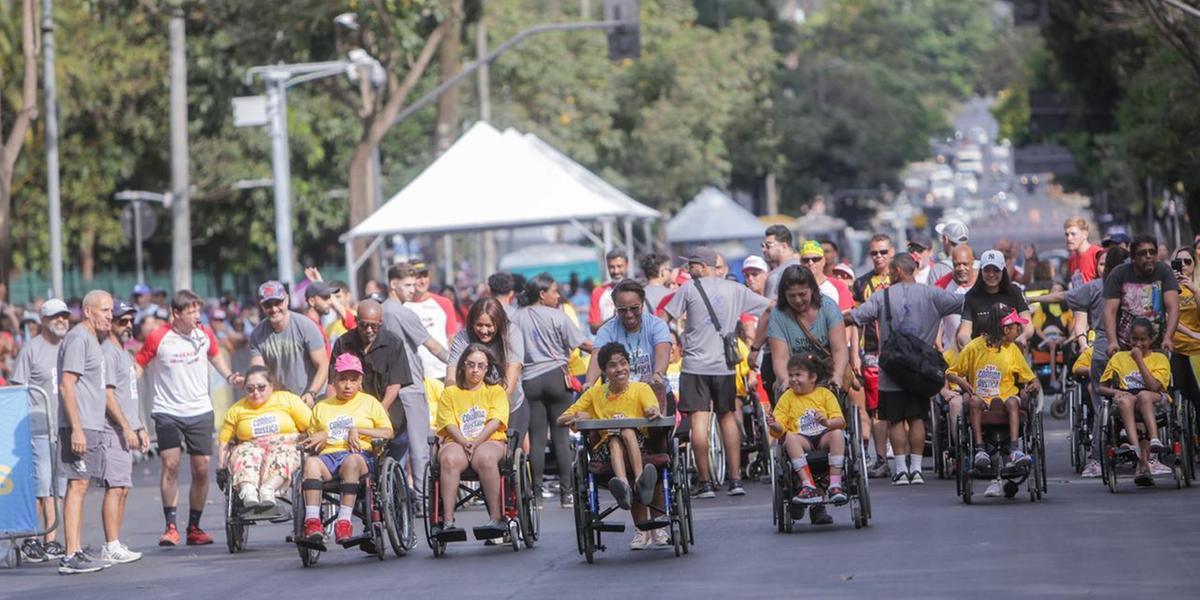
<box><xmin>932</xmin><ymin>221</ymin><xmax>970</xmax><ymax>288</ymax></box>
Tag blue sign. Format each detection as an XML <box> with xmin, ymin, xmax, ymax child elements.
<box><xmin>0</xmin><ymin>386</ymin><xmax>37</xmax><ymax>534</ymax></box>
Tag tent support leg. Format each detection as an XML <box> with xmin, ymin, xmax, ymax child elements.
<box><xmin>443</xmin><ymin>235</ymin><xmax>454</xmax><ymax>287</ymax></box>
<box><xmin>642</xmin><ymin>219</ymin><xmax>654</xmax><ymax>253</ymax></box>
<box><xmin>345</xmin><ymin>238</ymin><xmax>358</xmax><ymax>302</ymax></box>
<box><xmin>603</xmin><ymin>220</ymin><xmax>613</xmax><ymax>254</ymax></box>
<box><xmin>623</xmin><ymin>218</ymin><xmax>634</xmax><ymax>267</ymax></box>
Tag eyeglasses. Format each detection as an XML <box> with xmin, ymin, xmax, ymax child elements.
<box><xmin>908</xmin><ymin>245</ymin><xmax>928</xmax><ymax>253</ymax></box>
<box><xmin>615</xmin><ymin>305</ymin><xmax>642</xmax><ymax>314</ymax></box>
<box><xmin>359</xmin><ymin>321</ymin><xmax>381</xmax><ymax>330</ymax></box>
<box><xmin>800</xmin><ymin>256</ymin><xmax>823</xmax><ymax>264</ymax></box>
<box><xmin>761</xmin><ymin>241</ymin><xmax>779</xmax><ymax>249</ymax></box>
<box><xmin>117</xmin><ymin>318</ymin><xmax>134</xmax><ymax>326</ymax></box>
<box><xmin>870</xmin><ymin>250</ymin><xmax>890</xmax><ymax>257</ymax></box>
<box><xmin>464</xmin><ymin>361</ymin><xmax>489</xmax><ymax>372</ymax></box>
<box><xmin>1133</xmin><ymin>248</ymin><xmax>1157</xmax><ymax>258</ymax></box>
<box><xmin>246</xmin><ymin>384</ymin><xmax>268</xmax><ymax>393</ymax></box>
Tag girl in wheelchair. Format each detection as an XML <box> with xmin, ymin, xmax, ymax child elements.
<box><xmin>767</xmin><ymin>353</ymin><xmax>847</xmax><ymax>505</ymax></box>
<box><xmin>1098</xmin><ymin>318</ymin><xmax>1171</xmax><ymax>486</ymax></box>
<box><xmin>300</xmin><ymin>354</ymin><xmax>394</xmax><ymax>546</ymax></box>
<box><xmin>558</xmin><ymin>342</ymin><xmax>663</xmax><ymax>514</ymax></box>
<box><xmin>946</xmin><ymin>303</ymin><xmax>1039</xmax><ymax>495</ymax></box>
<box><xmin>432</xmin><ymin>344</ymin><xmax>510</xmax><ymax>537</ymax></box>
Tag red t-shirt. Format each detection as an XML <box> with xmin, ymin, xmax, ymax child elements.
<box><xmin>589</xmin><ymin>282</ymin><xmax>616</xmax><ymax>327</ymax></box>
<box><xmin>1067</xmin><ymin>245</ymin><xmax>1103</xmax><ymax>288</ymax></box>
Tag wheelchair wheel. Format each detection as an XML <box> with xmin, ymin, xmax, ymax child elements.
<box><xmin>422</xmin><ymin>462</ymin><xmax>446</xmax><ymax>557</ymax></box>
<box><xmin>379</xmin><ymin>457</ymin><xmax>416</xmax><ymax>558</ymax></box>
<box><xmin>224</xmin><ymin>486</ymin><xmax>247</xmax><ymax>554</ymax></box>
<box><xmin>292</xmin><ymin>475</ymin><xmax>322</xmax><ymax>567</ymax></box>
<box><xmin>956</xmin><ymin>416</ymin><xmax>973</xmax><ymax>505</ymax></box>
<box><xmin>676</xmin><ymin>438</ymin><xmax>695</xmax><ymax>547</ymax></box>
<box><xmin>1181</xmin><ymin>396</ymin><xmax>1196</xmax><ymax>485</ymax></box>
<box><xmin>708</xmin><ymin>416</ymin><xmax>726</xmax><ymax>486</ymax></box>
<box><xmin>513</xmin><ymin>449</ymin><xmax>540</xmax><ymax>548</ymax></box>
<box><xmin>1100</xmin><ymin>401</ymin><xmax>1119</xmax><ymax>494</ymax></box>
<box><xmin>929</xmin><ymin>400</ymin><xmax>944</xmax><ymax>480</ymax></box>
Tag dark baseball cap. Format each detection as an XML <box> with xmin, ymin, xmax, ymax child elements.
<box><xmin>257</xmin><ymin>280</ymin><xmax>288</xmax><ymax>302</ymax></box>
<box><xmin>1102</xmin><ymin>232</ymin><xmax>1131</xmax><ymax>247</ymax></box>
<box><xmin>114</xmin><ymin>299</ymin><xmax>138</xmax><ymax>318</ymax></box>
<box><xmin>304</xmin><ymin>281</ymin><xmax>334</xmax><ymax>300</ymax></box>
<box><xmin>908</xmin><ymin>233</ymin><xmax>934</xmax><ymax>252</ymax></box>
<box><xmin>679</xmin><ymin>246</ymin><xmax>719</xmax><ymax>268</ymax></box>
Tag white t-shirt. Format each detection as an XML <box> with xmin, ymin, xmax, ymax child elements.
<box><xmin>136</xmin><ymin>324</ymin><xmax>219</xmax><ymax>417</ymax></box>
<box><xmin>407</xmin><ymin>295</ymin><xmax>457</xmax><ymax>379</ymax></box>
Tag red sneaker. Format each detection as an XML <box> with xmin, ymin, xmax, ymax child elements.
<box><xmin>304</xmin><ymin>518</ymin><xmax>324</xmax><ymax>542</ymax></box>
<box><xmin>186</xmin><ymin>525</ymin><xmax>214</xmax><ymax>545</ymax></box>
<box><xmin>158</xmin><ymin>524</ymin><xmax>180</xmax><ymax>547</ymax></box>
<box><xmin>334</xmin><ymin>519</ymin><xmax>353</xmax><ymax>543</ymax></box>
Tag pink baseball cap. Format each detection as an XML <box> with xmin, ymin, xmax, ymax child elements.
<box><xmin>334</xmin><ymin>353</ymin><xmax>364</xmax><ymax>374</ymax></box>
<box><xmin>1000</xmin><ymin>309</ymin><xmax>1029</xmax><ymax>327</ymax></box>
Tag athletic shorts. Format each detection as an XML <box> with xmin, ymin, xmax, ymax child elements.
<box><xmin>319</xmin><ymin>451</ymin><xmax>375</xmax><ymax>478</ymax></box>
<box><xmin>32</xmin><ymin>435</ymin><xmax>67</xmax><ymax>497</ymax></box>
<box><xmin>797</xmin><ymin>431</ymin><xmax>832</xmax><ymax>449</ymax></box>
<box><xmin>152</xmin><ymin>411</ymin><xmax>214</xmax><ymax>456</ymax></box>
<box><xmin>58</xmin><ymin>428</ymin><xmax>105</xmax><ymax>481</ymax></box>
<box><xmin>862</xmin><ymin>365</ymin><xmax>880</xmax><ymax>414</ymax></box>
<box><xmin>879</xmin><ymin>390</ymin><xmax>930</xmax><ymax>424</ymax></box>
<box><xmin>678</xmin><ymin>373</ymin><xmax>737</xmax><ymax>415</ymax></box>
<box><xmin>100</xmin><ymin>429</ymin><xmax>134</xmax><ymax>488</ymax></box>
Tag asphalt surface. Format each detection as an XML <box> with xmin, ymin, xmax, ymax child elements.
<box><xmin>6</xmin><ymin>415</ymin><xmax>1199</xmax><ymax>599</ymax></box>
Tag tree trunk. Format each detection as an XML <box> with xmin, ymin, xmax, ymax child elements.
<box><xmin>434</xmin><ymin>0</ymin><xmax>464</xmax><ymax>154</ymax></box>
<box><xmin>79</xmin><ymin>227</ymin><xmax>96</xmax><ymax>282</ymax></box>
<box><xmin>0</xmin><ymin>0</ymin><xmax>40</xmax><ymax>287</ymax></box>
<box><xmin>347</xmin><ymin>138</ymin><xmax>378</xmax><ymax>293</ymax></box>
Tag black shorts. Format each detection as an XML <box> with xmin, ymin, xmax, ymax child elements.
<box><xmin>152</xmin><ymin>412</ymin><xmax>215</xmax><ymax>456</ymax></box>
<box><xmin>679</xmin><ymin>373</ymin><xmax>737</xmax><ymax>415</ymax></box>
<box><xmin>879</xmin><ymin>390</ymin><xmax>930</xmax><ymax>424</ymax></box>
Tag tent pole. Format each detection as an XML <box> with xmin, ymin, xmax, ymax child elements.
<box><xmin>642</xmin><ymin>218</ymin><xmax>654</xmax><ymax>253</ymax></box>
<box><xmin>345</xmin><ymin>238</ymin><xmax>358</xmax><ymax>302</ymax></box>
<box><xmin>443</xmin><ymin>235</ymin><xmax>454</xmax><ymax>287</ymax></box>
<box><xmin>623</xmin><ymin>217</ymin><xmax>634</xmax><ymax>268</ymax></box>
<box><xmin>603</xmin><ymin>220</ymin><xmax>613</xmax><ymax>254</ymax></box>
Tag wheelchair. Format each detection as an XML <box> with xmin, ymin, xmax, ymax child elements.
<box><xmin>422</xmin><ymin>432</ymin><xmax>539</xmax><ymax>556</ymax></box>
<box><xmin>685</xmin><ymin>415</ymin><xmax>725</xmax><ymax>486</ymax></box>
<box><xmin>771</xmin><ymin>393</ymin><xmax>871</xmax><ymax>531</ymax></box>
<box><xmin>930</xmin><ymin>393</ymin><xmax>953</xmax><ymax>480</ymax></box>
<box><xmin>220</xmin><ymin>464</ymin><xmax>297</xmax><ymax>554</ymax></box>
<box><xmin>955</xmin><ymin>390</ymin><xmax>1047</xmax><ymax>503</ymax></box>
<box><xmin>1064</xmin><ymin>371</ymin><xmax>1094</xmax><ymax>474</ymax></box>
<box><xmin>290</xmin><ymin>441</ymin><xmax>418</xmax><ymax>567</ymax></box>
<box><xmin>740</xmin><ymin>397</ymin><xmax>773</xmax><ymax>483</ymax></box>
<box><xmin>571</xmin><ymin>417</ymin><xmax>694</xmax><ymax>563</ymax></box>
<box><xmin>1098</xmin><ymin>386</ymin><xmax>1195</xmax><ymax>492</ymax></box>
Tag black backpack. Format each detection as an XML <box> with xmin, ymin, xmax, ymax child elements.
<box><xmin>877</xmin><ymin>286</ymin><xmax>947</xmax><ymax>398</ymax></box>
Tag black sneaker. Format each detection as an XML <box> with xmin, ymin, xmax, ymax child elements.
<box><xmin>44</xmin><ymin>541</ymin><xmax>66</xmax><ymax>559</ymax></box>
<box><xmin>867</xmin><ymin>457</ymin><xmax>891</xmax><ymax>479</ymax></box>
<box><xmin>727</xmin><ymin>480</ymin><xmax>746</xmax><ymax>496</ymax></box>
<box><xmin>20</xmin><ymin>539</ymin><xmax>48</xmax><ymax>563</ymax></box>
<box><xmin>635</xmin><ymin>464</ymin><xmax>658</xmax><ymax>504</ymax></box>
<box><xmin>693</xmin><ymin>481</ymin><xmax>717</xmax><ymax>499</ymax></box>
<box><xmin>908</xmin><ymin>471</ymin><xmax>925</xmax><ymax>485</ymax></box>
<box><xmin>809</xmin><ymin>504</ymin><xmax>833</xmax><ymax>525</ymax></box>
<box><xmin>560</xmin><ymin>492</ymin><xmax>574</xmax><ymax>509</ymax></box>
<box><xmin>609</xmin><ymin>478</ymin><xmax>633</xmax><ymax>510</ymax></box>
<box><xmin>891</xmin><ymin>471</ymin><xmax>910</xmax><ymax>486</ymax></box>
<box><xmin>58</xmin><ymin>551</ymin><xmax>107</xmax><ymax>575</ymax></box>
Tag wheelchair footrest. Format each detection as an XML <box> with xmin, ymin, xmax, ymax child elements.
<box><xmin>294</xmin><ymin>537</ymin><xmax>327</xmax><ymax>552</ymax></box>
<box><xmin>338</xmin><ymin>534</ymin><xmax>373</xmax><ymax>549</ymax></box>
<box><xmin>435</xmin><ymin>528</ymin><xmax>469</xmax><ymax>543</ymax></box>
<box><xmin>472</xmin><ymin>525</ymin><xmax>508</xmax><ymax>540</ymax></box>
<box><xmin>594</xmin><ymin>521</ymin><xmax>626</xmax><ymax>533</ymax></box>
<box><xmin>634</xmin><ymin>518</ymin><xmax>670</xmax><ymax>531</ymax></box>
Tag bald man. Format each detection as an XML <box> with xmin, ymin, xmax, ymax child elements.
<box><xmin>330</xmin><ymin>300</ymin><xmax>415</xmax><ymax>443</ymax></box>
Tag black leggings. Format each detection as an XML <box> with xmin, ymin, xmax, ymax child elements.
<box><xmin>525</xmin><ymin>369</ymin><xmax>575</xmax><ymax>495</ymax></box>
<box><xmin>1171</xmin><ymin>351</ymin><xmax>1200</xmax><ymax>409</ymax></box>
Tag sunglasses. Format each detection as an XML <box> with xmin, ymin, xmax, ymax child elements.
<box><xmin>1133</xmin><ymin>248</ymin><xmax>1157</xmax><ymax>258</ymax></box>
<box><xmin>117</xmin><ymin>317</ymin><xmax>134</xmax><ymax>326</ymax></box>
<box><xmin>870</xmin><ymin>250</ymin><xmax>890</xmax><ymax>257</ymax></box>
<box><xmin>359</xmin><ymin>321</ymin><xmax>381</xmax><ymax>330</ymax></box>
<box><xmin>1178</xmin><ymin>257</ymin><xmax>1195</xmax><ymax>266</ymax></box>
<box><xmin>246</xmin><ymin>384</ymin><xmax>269</xmax><ymax>393</ymax></box>
<box><xmin>615</xmin><ymin>305</ymin><xmax>642</xmax><ymax>314</ymax></box>
<box><xmin>908</xmin><ymin>245</ymin><xmax>928</xmax><ymax>253</ymax></box>
<box><xmin>800</xmin><ymin>256</ymin><xmax>823</xmax><ymax>264</ymax></box>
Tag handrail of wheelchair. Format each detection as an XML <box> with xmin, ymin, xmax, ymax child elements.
<box><xmin>573</xmin><ymin>417</ymin><xmax>675</xmax><ymax>431</ymax></box>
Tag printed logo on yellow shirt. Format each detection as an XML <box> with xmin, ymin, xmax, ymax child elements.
<box><xmin>1123</xmin><ymin>371</ymin><xmax>1147</xmax><ymax>390</ymax></box>
<box><xmin>460</xmin><ymin>406</ymin><xmax>486</xmax><ymax>439</ymax></box>
<box><xmin>799</xmin><ymin>409</ymin><xmax>826</xmax><ymax>436</ymax></box>
<box><xmin>328</xmin><ymin>415</ymin><xmax>354</xmax><ymax>442</ymax></box>
<box><xmin>251</xmin><ymin>414</ymin><xmax>280</xmax><ymax>438</ymax></box>
<box><xmin>976</xmin><ymin>365</ymin><xmax>1002</xmax><ymax>398</ymax></box>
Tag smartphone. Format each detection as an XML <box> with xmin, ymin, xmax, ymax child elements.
<box><xmin>1172</xmin><ymin>259</ymin><xmax>1185</xmax><ymax>273</ymax></box>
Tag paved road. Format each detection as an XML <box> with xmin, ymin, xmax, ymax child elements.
<box><xmin>7</xmin><ymin>418</ymin><xmax>1200</xmax><ymax>599</ymax></box>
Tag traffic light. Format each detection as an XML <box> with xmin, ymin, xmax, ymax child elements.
<box><xmin>604</xmin><ymin>0</ymin><xmax>640</xmax><ymax>60</ymax></box>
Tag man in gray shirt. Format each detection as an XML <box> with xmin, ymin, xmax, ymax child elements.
<box><xmin>382</xmin><ymin>262</ymin><xmax>449</xmax><ymax>497</ymax></box>
<box><xmin>849</xmin><ymin>254</ymin><xmax>963</xmax><ymax>486</ymax></box>
<box><xmin>56</xmin><ymin>290</ymin><xmax>115</xmax><ymax>574</ymax></box>
<box><xmin>11</xmin><ymin>298</ymin><xmax>71</xmax><ymax>562</ymax></box>
<box><xmin>249</xmin><ymin>281</ymin><xmax>329</xmax><ymax>405</ymax></box>
<box><xmin>762</xmin><ymin>224</ymin><xmax>801</xmax><ymax>300</ymax></box>
<box><xmin>665</xmin><ymin>247</ymin><xmax>770</xmax><ymax>499</ymax></box>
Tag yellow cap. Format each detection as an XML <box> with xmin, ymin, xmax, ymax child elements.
<box><xmin>799</xmin><ymin>240</ymin><xmax>825</xmax><ymax>257</ymax></box>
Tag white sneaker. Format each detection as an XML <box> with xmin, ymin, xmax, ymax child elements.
<box><xmin>238</xmin><ymin>484</ymin><xmax>260</xmax><ymax>508</ymax></box>
<box><xmin>257</xmin><ymin>486</ymin><xmax>277</xmax><ymax>508</ymax></box>
<box><xmin>99</xmin><ymin>543</ymin><xmax>142</xmax><ymax>565</ymax></box>
<box><xmin>1148</xmin><ymin>457</ymin><xmax>1172</xmax><ymax>476</ymax></box>
<box><xmin>984</xmin><ymin>480</ymin><xmax>1003</xmax><ymax>497</ymax></box>
<box><xmin>1081</xmin><ymin>459</ymin><xmax>1102</xmax><ymax>478</ymax></box>
<box><xmin>629</xmin><ymin>530</ymin><xmax>651</xmax><ymax>551</ymax></box>
<box><xmin>651</xmin><ymin>528</ymin><xmax>670</xmax><ymax>547</ymax></box>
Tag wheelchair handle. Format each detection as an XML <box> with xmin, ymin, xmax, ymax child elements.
<box><xmin>573</xmin><ymin>417</ymin><xmax>675</xmax><ymax>431</ymax></box>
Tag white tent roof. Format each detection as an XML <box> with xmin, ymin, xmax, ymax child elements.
<box><xmin>342</xmin><ymin>122</ymin><xmax>656</xmax><ymax>241</ymax></box>
<box><xmin>666</xmin><ymin>187</ymin><xmax>764</xmax><ymax>244</ymax></box>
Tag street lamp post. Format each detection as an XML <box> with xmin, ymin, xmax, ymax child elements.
<box><xmin>114</xmin><ymin>190</ymin><xmax>171</xmax><ymax>285</ymax></box>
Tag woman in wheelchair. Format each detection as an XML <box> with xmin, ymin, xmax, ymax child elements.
<box><xmin>432</xmin><ymin>344</ymin><xmax>510</xmax><ymax>538</ymax></box>
<box><xmin>558</xmin><ymin>343</ymin><xmax>662</xmax><ymax>518</ymax></box>
<box><xmin>767</xmin><ymin>353</ymin><xmax>847</xmax><ymax>505</ymax></box>
<box><xmin>1098</xmin><ymin>318</ymin><xmax>1171</xmax><ymax>486</ymax></box>
<box><xmin>217</xmin><ymin>366</ymin><xmax>312</xmax><ymax>510</ymax></box>
<box><xmin>300</xmin><ymin>354</ymin><xmax>394</xmax><ymax>546</ymax></box>
<box><xmin>946</xmin><ymin>304</ymin><xmax>1038</xmax><ymax>495</ymax></box>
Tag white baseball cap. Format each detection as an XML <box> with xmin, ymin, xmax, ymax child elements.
<box><xmin>935</xmin><ymin>220</ymin><xmax>970</xmax><ymax>245</ymax></box>
<box><xmin>40</xmin><ymin>298</ymin><xmax>70</xmax><ymax>318</ymax></box>
<box><xmin>741</xmin><ymin>255</ymin><xmax>768</xmax><ymax>273</ymax></box>
<box><xmin>979</xmin><ymin>249</ymin><xmax>1006</xmax><ymax>271</ymax></box>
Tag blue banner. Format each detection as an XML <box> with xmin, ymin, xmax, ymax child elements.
<box><xmin>0</xmin><ymin>386</ymin><xmax>37</xmax><ymax>534</ymax></box>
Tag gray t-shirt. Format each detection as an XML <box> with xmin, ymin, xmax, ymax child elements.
<box><xmin>248</xmin><ymin>312</ymin><xmax>326</xmax><ymax>396</ymax></box>
<box><xmin>511</xmin><ymin>305</ymin><xmax>586</xmax><ymax>381</ymax></box>
<box><xmin>644</xmin><ymin>283</ymin><xmax>671</xmax><ymax>314</ymax></box>
<box><xmin>447</xmin><ymin>322</ymin><xmax>526</xmax><ymax>410</ymax></box>
<box><xmin>849</xmin><ymin>282</ymin><xmax>964</xmax><ymax>391</ymax></box>
<box><xmin>383</xmin><ymin>298</ymin><xmax>432</xmax><ymax>397</ymax></box>
<box><xmin>665</xmin><ymin>276</ymin><xmax>771</xmax><ymax>376</ymax></box>
<box><xmin>104</xmin><ymin>339</ymin><xmax>143</xmax><ymax>433</ymax></box>
<box><xmin>1065</xmin><ymin>278</ymin><xmax>1106</xmax><ymax>346</ymax></box>
<box><xmin>57</xmin><ymin>325</ymin><xmax>110</xmax><ymax>432</ymax></box>
<box><xmin>11</xmin><ymin>335</ymin><xmax>61</xmax><ymax>436</ymax></box>
<box><xmin>764</xmin><ymin>257</ymin><xmax>801</xmax><ymax>301</ymax></box>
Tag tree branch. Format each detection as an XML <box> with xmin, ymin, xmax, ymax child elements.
<box><xmin>1138</xmin><ymin>0</ymin><xmax>1200</xmax><ymax>81</ymax></box>
<box><xmin>368</xmin><ymin>18</ymin><xmax>449</xmax><ymax>145</ymax></box>
<box><xmin>1</xmin><ymin>0</ymin><xmax>40</xmax><ymax>173</ymax></box>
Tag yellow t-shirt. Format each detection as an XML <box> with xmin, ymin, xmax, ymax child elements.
<box><xmin>425</xmin><ymin>377</ymin><xmax>446</xmax><ymax>432</ymax></box>
<box><xmin>948</xmin><ymin>336</ymin><xmax>1034</xmax><ymax>400</ymax></box>
<box><xmin>563</xmin><ymin>381</ymin><xmax>658</xmax><ymax>445</ymax></box>
<box><xmin>219</xmin><ymin>390</ymin><xmax>312</xmax><ymax>443</ymax></box>
<box><xmin>1073</xmin><ymin>345</ymin><xmax>1094</xmax><ymax>374</ymax></box>
<box><xmin>310</xmin><ymin>391</ymin><xmax>392</xmax><ymax>455</ymax></box>
<box><xmin>562</xmin><ymin>304</ymin><xmax>590</xmax><ymax>376</ymax></box>
<box><xmin>435</xmin><ymin>384</ymin><xmax>509</xmax><ymax>442</ymax></box>
<box><xmin>1101</xmin><ymin>351</ymin><xmax>1170</xmax><ymax>391</ymax></box>
<box><xmin>1174</xmin><ymin>286</ymin><xmax>1200</xmax><ymax>356</ymax></box>
<box><xmin>772</xmin><ymin>387</ymin><xmax>843</xmax><ymax>437</ymax></box>
<box><xmin>735</xmin><ymin>338</ymin><xmax>751</xmax><ymax>397</ymax></box>
<box><xmin>942</xmin><ymin>350</ymin><xmax>960</xmax><ymax>391</ymax></box>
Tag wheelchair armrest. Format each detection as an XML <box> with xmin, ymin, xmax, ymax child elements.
<box><xmin>427</xmin><ymin>434</ymin><xmax>439</xmax><ymax>447</ymax></box>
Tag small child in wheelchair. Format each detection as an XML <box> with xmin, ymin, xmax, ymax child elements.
<box><xmin>558</xmin><ymin>342</ymin><xmax>663</xmax><ymax>514</ymax></box>
<box><xmin>767</xmin><ymin>353</ymin><xmax>848</xmax><ymax>505</ymax></box>
<box><xmin>1098</xmin><ymin>318</ymin><xmax>1171</xmax><ymax>487</ymax></box>
<box><xmin>300</xmin><ymin>355</ymin><xmax>394</xmax><ymax>547</ymax></box>
<box><xmin>946</xmin><ymin>303</ymin><xmax>1039</xmax><ymax>496</ymax></box>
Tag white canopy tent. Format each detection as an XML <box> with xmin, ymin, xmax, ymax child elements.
<box><xmin>666</xmin><ymin>186</ymin><xmax>764</xmax><ymax>245</ymax></box>
<box><xmin>340</xmin><ymin>122</ymin><xmax>660</xmax><ymax>296</ymax></box>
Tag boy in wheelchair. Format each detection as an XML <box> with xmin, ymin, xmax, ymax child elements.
<box><xmin>558</xmin><ymin>343</ymin><xmax>663</xmax><ymax>515</ymax></box>
<box><xmin>1098</xmin><ymin>318</ymin><xmax>1171</xmax><ymax>486</ymax></box>
<box><xmin>946</xmin><ymin>305</ymin><xmax>1039</xmax><ymax>496</ymax></box>
<box><xmin>300</xmin><ymin>355</ymin><xmax>394</xmax><ymax>547</ymax></box>
<box><xmin>767</xmin><ymin>353</ymin><xmax>848</xmax><ymax>506</ymax></box>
